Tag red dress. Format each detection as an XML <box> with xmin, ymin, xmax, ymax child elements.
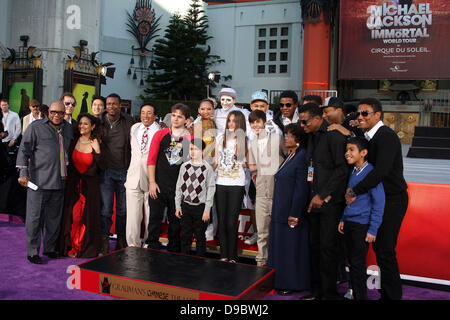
<box><xmin>67</xmin><ymin>149</ymin><xmax>93</xmax><ymax>257</ymax></box>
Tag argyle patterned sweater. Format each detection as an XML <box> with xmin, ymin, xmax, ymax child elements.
<box><xmin>175</xmin><ymin>160</ymin><xmax>216</xmax><ymax>214</ymax></box>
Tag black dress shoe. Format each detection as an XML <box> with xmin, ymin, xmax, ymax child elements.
<box><xmin>43</xmin><ymin>252</ymin><xmax>58</xmax><ymax>259</ymax></box>
<box><xmin>277</xmin><ymin>289</ymin><xmax>293</xmax><ymax>296</ymax></box>
<box><xmin>300</xmin><ymin>294</ymin><xmax>321</xmax><ymax>300</ymax></box>
<box><xmin>27</xmin><ymin>255</ymin><xmax>43</xmax><ymax>264</ymax></box>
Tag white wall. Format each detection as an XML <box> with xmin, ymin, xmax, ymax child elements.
<box><xmin>99</xmin><ymin>0</ymin><xmax>190</xmax><ymax>114</ymax></box>
<box><xmin>206</xmin><ymin>0</ymin><xmax>303</xmax><ymax>103</ymax></box>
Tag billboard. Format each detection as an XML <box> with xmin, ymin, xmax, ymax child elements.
<box><xmin>339</xmin><ymin>0</ymin><xmax>450</xmax><ymax>80</ymax></box>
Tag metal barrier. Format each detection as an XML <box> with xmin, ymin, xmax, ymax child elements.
<box><xmin>419</xmin><ymin>92</ymin><xmax>450</xmax><ymax>127</ymax></box>
<box><xmin>268</xmin><ymin>89</ymin><xmax>338</xmax><ymax>104</ymax></box>
<box><xmin>302</xmin><ymin>90</ymin><xmax>338</xmax><ymax>103</ymax></box>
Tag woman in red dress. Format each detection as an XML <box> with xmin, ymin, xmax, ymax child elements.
<box><xmin>58</xmin><ymin>113</ymin><xmax>106</xmax><ymax>258</ymax></box>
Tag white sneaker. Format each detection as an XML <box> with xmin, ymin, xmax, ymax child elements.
<box><xmin>344</xmin><ymin>288</ymin><xmax>354</xmax><ymax>300</ymax></box>
<box><xmin>244</xmin><ymin>233</ymin><xmax>258</xmax><ymax>245</ymax></box>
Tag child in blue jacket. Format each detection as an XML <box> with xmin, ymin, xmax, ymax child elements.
<box><xmin>338</xmin><ymin>137</ymin><xmax>385</xmax><ymax>300</ymax></box>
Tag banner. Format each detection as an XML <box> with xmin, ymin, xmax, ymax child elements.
<box><xmin>339</xmin><ymin>0</ymin><xmax>450</xmax><ymax>79</ymax></box>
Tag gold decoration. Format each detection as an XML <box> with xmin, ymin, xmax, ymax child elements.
<box><xmin>96</xmin><ymin>65</ymin><xmax>104</xmax><ymax>75</ymax></box>
<box><xmin>379</xmin><ymin>80</ymin><xmax>391</xmax><ymax>91</ymax></box>
<box><xmin>32</xmin><ymin>57</ymin><xmax>41</xmax><ymax>69</ymax></box>
<box><xmin>420</xmin><ymin>80</ymin><xmax>437</xmax><ymax>91</ymax></box>
<box><xmin>2</xmin><ymin>59</ymin><xmax>9</xmax><ymax>70</ymax></box>
<box><xmin>66</xmin><ymin>58</ymin><xmax>75</xmax><ymax>70</ymax></box>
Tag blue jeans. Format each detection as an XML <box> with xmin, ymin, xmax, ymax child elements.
<box><xmin>100</xmin><ymin>168</ymin><xmax>127</xmax><ymax>236</ymax></box>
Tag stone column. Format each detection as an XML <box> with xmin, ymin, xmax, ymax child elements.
<box><xmin>6</xmin><ymin>0</ymin><xmax>100</xmax><ymax>104</ymax></box>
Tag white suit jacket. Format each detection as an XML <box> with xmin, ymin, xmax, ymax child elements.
<box><xmin>125</xmin><ymin>121</ymin><xmax>160</xmax><ymax>191</ymax></box>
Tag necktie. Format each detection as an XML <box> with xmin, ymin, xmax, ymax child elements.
<box><xmin>57</xmin><ymin>128</ymin><xmax>68</xmax><ymax>179</ymax></box>
<box><xmin>141</xmin><ymin>127</ymin><xmax>149</xmax><ymax>152</ymax></box>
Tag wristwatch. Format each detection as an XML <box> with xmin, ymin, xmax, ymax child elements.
<box><xmin>349</xmin><ymin>188</ymin><xmax>356</xmax><ymax>198</ymax></box>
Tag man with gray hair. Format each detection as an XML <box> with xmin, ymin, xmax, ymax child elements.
<box><xmin>16</xmin><ymin>100</ymin><xmax>73</xmax><ymax>264</ymax></box>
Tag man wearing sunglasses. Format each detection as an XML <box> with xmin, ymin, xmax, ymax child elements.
<box><xmin>299</xmin><ymin>102</ymin><xmax>348</xmax><ymax>300</ymax></box>
<box><xmin>22</xmin><ymin>99</ymin><xmax>42</xmax><ymax>134</ymax></box>
<box><xmin>16</xmin><ymin>100</ymin><xmax>73</xmax><ymax>264</ymax></box>
<box><xmin>272</xmin><ymin>90</ymin><xmax>300</xmax><ymax>132</ymax></box>
<box><xmin>346</xmin><ymin>98</ymin><xmax>408</xmax><ymax>300</ymax></box>
<box><xmin>60</xmin><ymin>92</ymin><xmax>78</xmax><ymax>132</ymax></box>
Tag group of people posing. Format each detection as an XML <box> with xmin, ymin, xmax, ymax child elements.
<box><xmin>2</xmin><ymin>86</ymin><xmax>408</xmax><ymax>300</ymax></box>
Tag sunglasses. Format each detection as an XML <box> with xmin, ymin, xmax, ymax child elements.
<box><xmin>64</xmin><ymin>101</ymin><xmax>76</xmax><ymax>106</ymax></box>
<box><xmin>279</xmin><ymin>103</ymin><xmax>293</xmax><ymax>108</ymax></box>
<box><xmin>30</xmin><ymin>105</ymin><xmax>40</xmax><ymax>108</ymax></box>
<box><xmin>300</xmin><ymin>118</ymin><xmax>312</xmax><ymax>125</ymax></box>
<box><xmin>49</xmin><ymin>110</ymin><xmax>65</xmax><ymax>116</ymax></box>
<box><xmin>356</xmin><ymin>111</ymin><xmax>375</xmax><ymax>117</ymax></box>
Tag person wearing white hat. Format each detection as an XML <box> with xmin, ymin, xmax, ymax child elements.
<box><xmin>212</xmin><ymin>88</ymin><xmax>250</xmax><ymax>136</ymax></box>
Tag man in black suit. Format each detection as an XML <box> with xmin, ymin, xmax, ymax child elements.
<box><xmin>299</xmin><ymin>103</ymin><xmax>348</xmax><ymax>300</ymax></box>
<box><xmin>346</xmin><ymin>98</ymin><xmax>408</xmax><ymax>300</ymax></box>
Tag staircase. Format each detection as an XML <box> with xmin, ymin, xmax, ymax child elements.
<box><xmin>407</xmin><ymin>126</ymin><xmax>450</xmax><ymax>160</ymax></box>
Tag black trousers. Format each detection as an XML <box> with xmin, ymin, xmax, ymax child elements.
<box><xmin>146</xmin><ymin>189</ymin><xmax>180</xmax><ymax>252</ymax></box>
<box><xmin>308</xmin><ymin>202</ymin><xmax>342</xmax><ymax>299</ymax></box>
<box><xmin>343</xmin><ymin>221</ymin><xmax>370</xmax><ymax>300</ymax></box>
<box><xmin>373</xmin><ymin>191</ymin><xmax>409</xmax><ymax>300</ymax></box>
<box><xmin>215</xmin><ymin>185</ymin><xmax>245</xmax><ymax>261</ymax></box>
<box><xmin>180</xmin><ymin>202</ymin><xmax>207</xmax><ymax>256</ymax></box>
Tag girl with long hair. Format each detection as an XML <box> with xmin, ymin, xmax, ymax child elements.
<box><xmin>213</xmin><ymin>110</ymin><xmax>248</xmax><ymax>263</ymax></box>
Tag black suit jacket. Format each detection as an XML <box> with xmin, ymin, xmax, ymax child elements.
<box><xmin>353</xmin><ymin>125</ymin><xmax>407</xmax><ymax>197</ymax></box>
<box><xmin>306</xmin><ymin>120</ymin><xmax>349</xmax><ymax>205</ymax></box>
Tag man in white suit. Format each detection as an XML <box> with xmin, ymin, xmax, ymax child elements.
<box><xmin>125</xmin><ymin>104</ymin><xmax>160</xmax><ymax>247</ymax></box>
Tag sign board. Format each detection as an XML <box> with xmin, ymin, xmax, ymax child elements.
<box><xmin>339</xmin><ymin>0</ymin><xmax>450</xmax><ymax>79</ymax></box>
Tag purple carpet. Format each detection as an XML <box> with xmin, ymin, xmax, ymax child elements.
<box><xmin>1</xmin><ymin>215</ymin><xmax>449</xmax><ymax>300</ymax></box>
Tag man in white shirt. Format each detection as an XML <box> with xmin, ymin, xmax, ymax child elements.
<box><xmin>272</xmin><ymin>90</ymin><xmax>299</xmax><ymax>132</ymax></box>
<box><xmin>1</xmin><ymin>99</ymin><xmax>21</xmax><ymax>148</ymax></box>
<box><xmin>22</xmin><ymin>99</ymin><xmax>43</xmax><ymax>134</ymax></box>
<box><xmin>125</xmin><ymin>104</ymin><xmax>160</xmax><ymax>247</ymax></box>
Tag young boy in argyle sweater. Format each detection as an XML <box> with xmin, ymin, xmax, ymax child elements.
<box><xmin>175</xmin><ymin>138</ymin><xmax>216</xmax><ymax>256</ymax></box>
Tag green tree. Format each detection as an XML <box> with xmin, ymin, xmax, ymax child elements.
<box><xmin>144</xmin><ymin>0</ymin><xmax>225</xmax><ymax>100</ymax></box>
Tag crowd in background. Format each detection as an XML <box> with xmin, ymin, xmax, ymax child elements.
<box><xmin>0</xmin><ymin>87</ymin><xmax>408</xmax><ymax>300</ymax></box>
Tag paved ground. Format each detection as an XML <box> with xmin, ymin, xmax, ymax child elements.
<box><xmin>402</xmin><ymin>145</ymin><xmax>450</xmax><ymax>185</ymax></box>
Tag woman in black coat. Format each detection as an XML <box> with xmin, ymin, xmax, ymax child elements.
<box><xmin>268</xmin><ymin>123</ymin><xmax>311</xmax><ymax>295</ymax></box>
